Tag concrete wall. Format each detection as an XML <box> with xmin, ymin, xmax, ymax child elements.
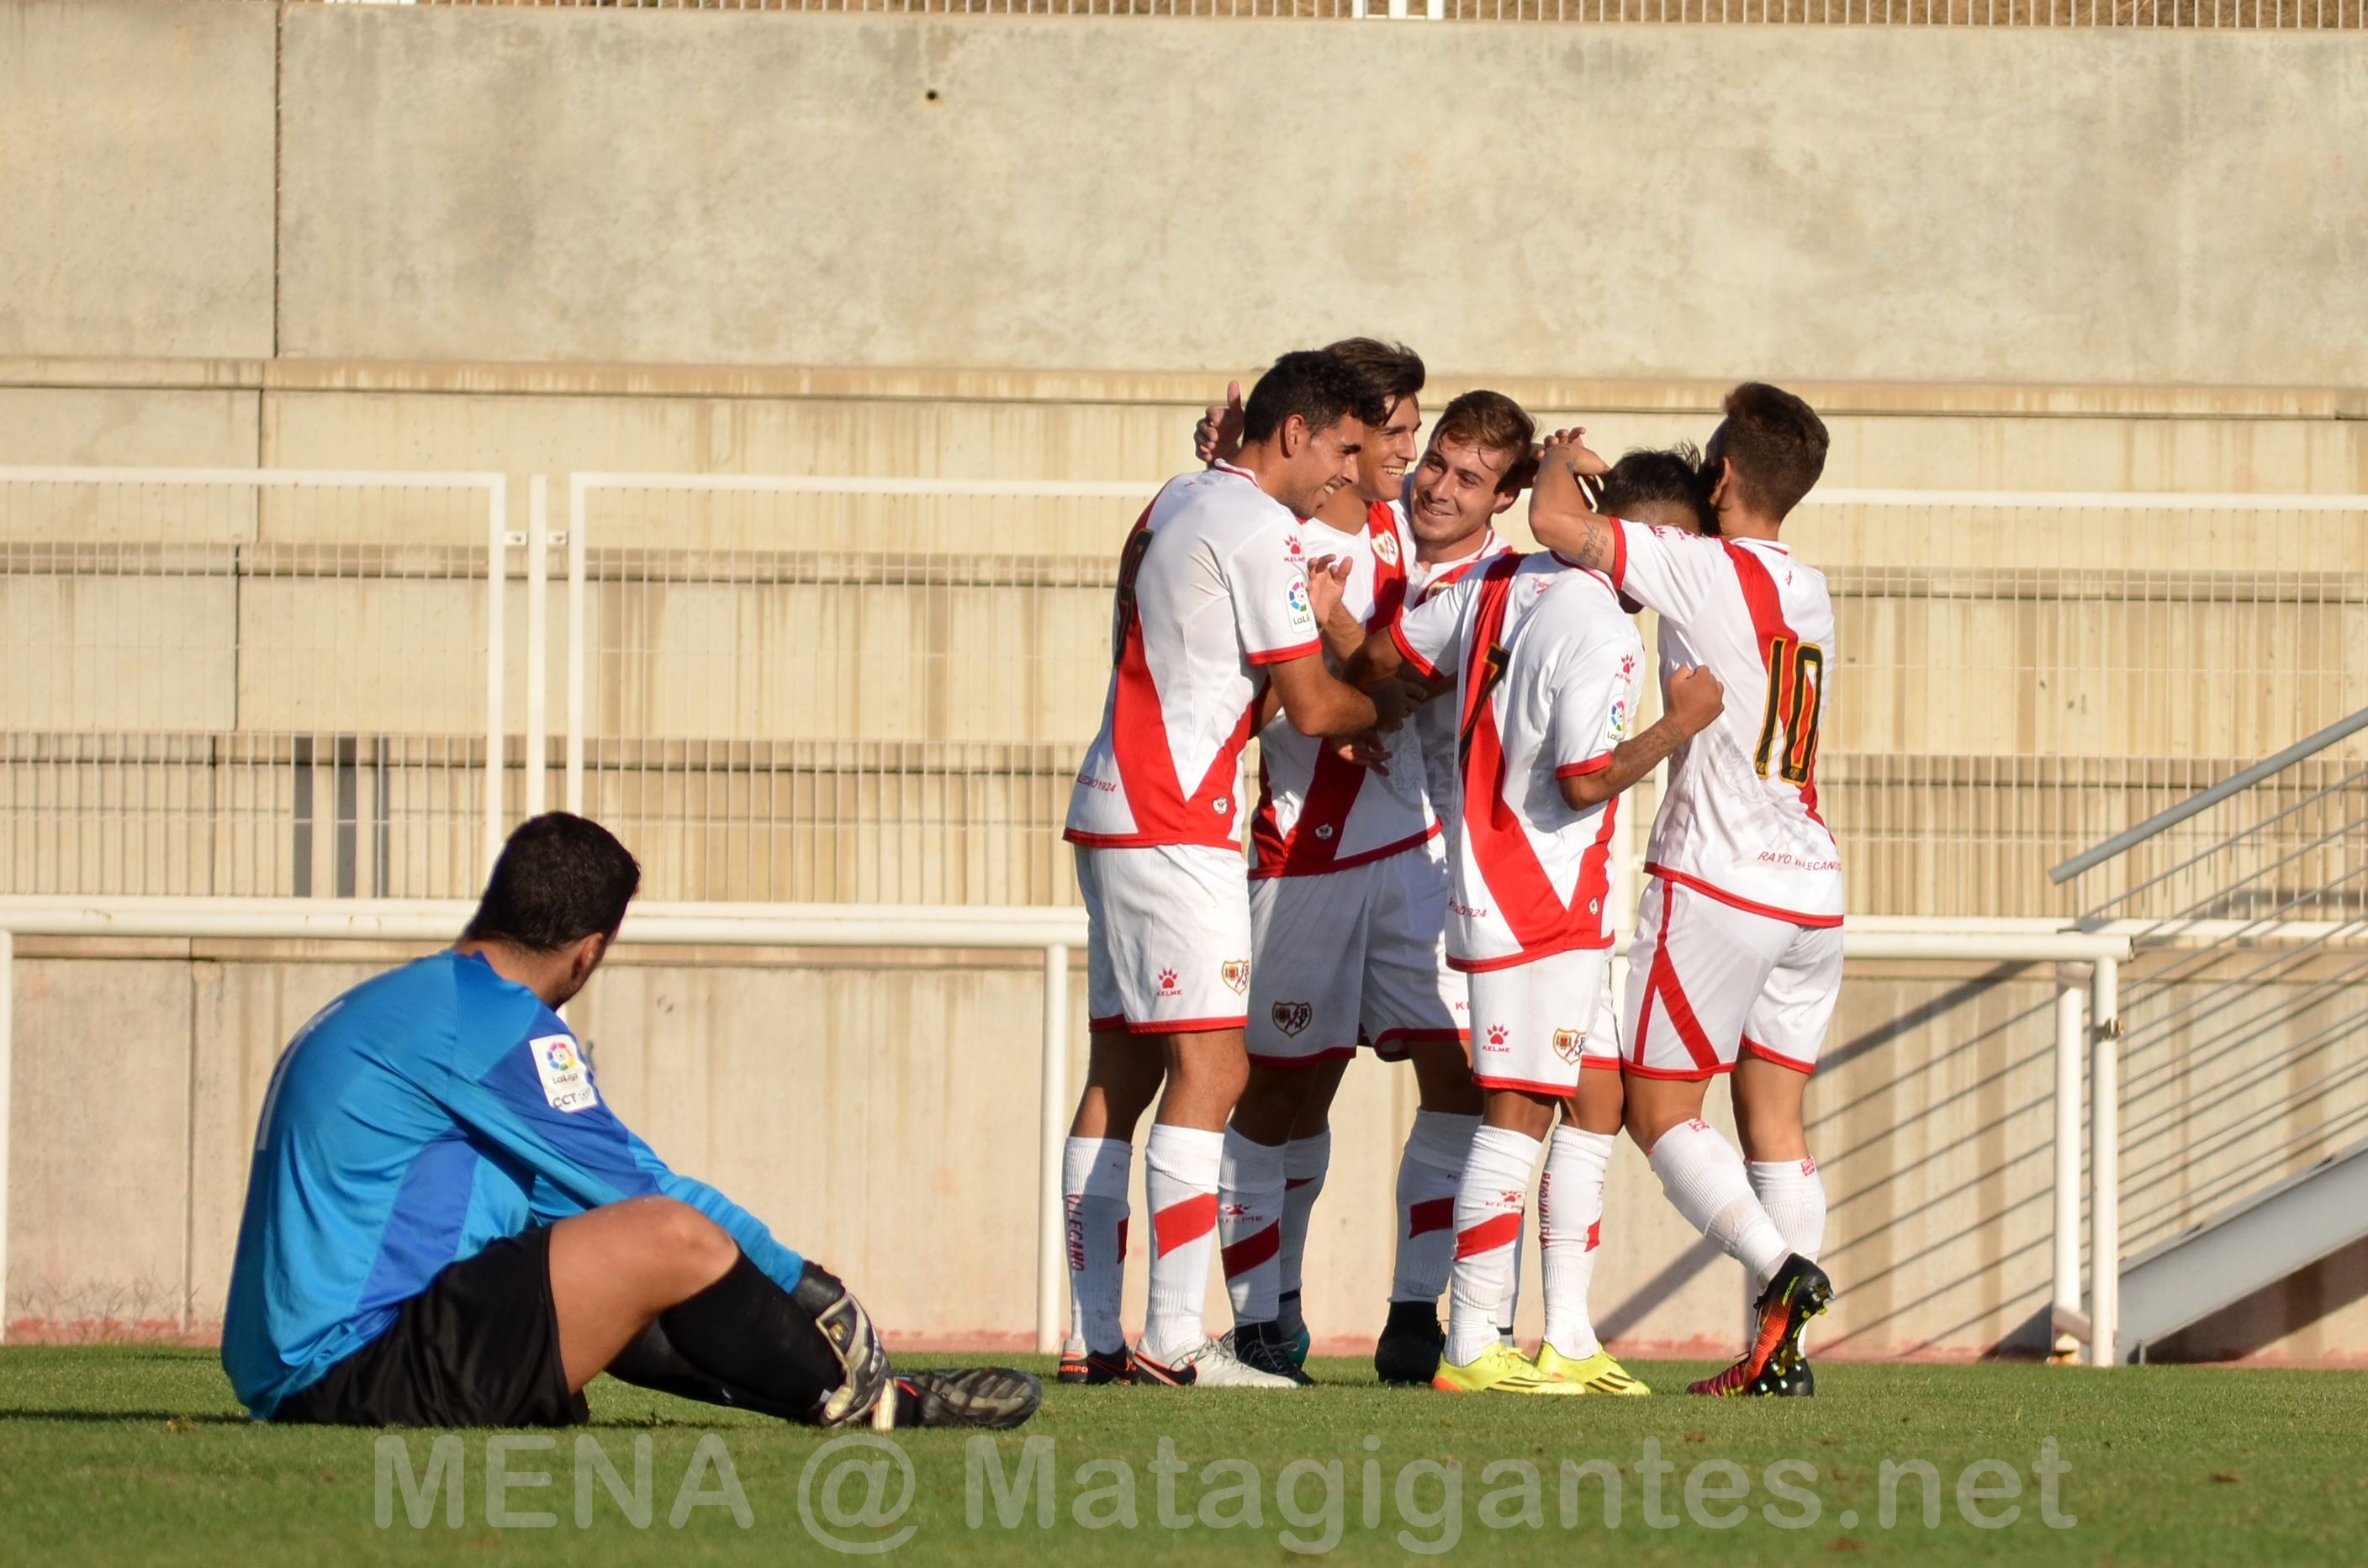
<box><xmin>270</xmin><ymin>13</ymin><xmax>2368</xmax><ymax>384</ymax></box>
<box><xmin>0</xmin><ymin>1</ymin><xmax>276</xmax><ymax>359</ymax></box>
<box><xmin>6</xmin><ymin>4</ymin><xmax>2366</xmax><ymax>383</ymax></box>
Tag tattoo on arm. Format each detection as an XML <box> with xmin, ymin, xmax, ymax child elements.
<box><xmin>1568</xmin><ymin>713</ymin><xmax>1689</xmax><ymax>807</ymax></box>
<box><xmin>1601</xmin><ymin>714</ymin><xmax>1688</xmax><ymax>793</ymax></box>
<box><xmin>1561</xmin><ymin>461</ymin><xmax>1616</xmax><ymax>573</ymax></box>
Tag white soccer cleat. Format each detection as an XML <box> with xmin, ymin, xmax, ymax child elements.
<box><xmin>1132</xmin><ymin>1335</ymin><xmax>1303</xmax><ymax>1389</ymax></box>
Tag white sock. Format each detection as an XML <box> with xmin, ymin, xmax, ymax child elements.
<box><xmin>1391</xmin><ymin>1110</ymin><xmax>1477</xmax><ymax>1304</ymax></box>
<box><xmin>1273</xmin><ymin>1129</ymin><xmax>1331</xmax><ymax>1334</ymax></box>
<box><xmin>1749</xmin><ymin>1156</ymin><xmax>1826</xmax><ymax>1259</ymax></box>
<box><xmin>1540</xmin><ymin>1126</ymin><xmax>1615</xmax><ymax>1360</ymax></box>
<box><xmin>1650</xmin><ymin>1118</ymin><xmax>1790</xmax><ymax>1290</ymax></box>
<box><xmin>1061</xmin><ymin>1136</ymin><xmax>1132</xmax><ymax>1355</ymax></box>
<box><xmin>1217</xmin><ymin>1127</ymin><xmax>1287</xmax><ymax>1327</ymax></box>
<box><xmin>1142</xmin><ymin>1124</ymin><xmax>1225</xmax><ymax>1362</ymax></box>
<box><xmin>1446</xmin><ymin>1126</ymin><xmax>1541</xmax><ymax>1366</ymax></box>
<box><xmin>1498</xmin><ymin>1224</ymin><xmax>1523</xmax><ymax>1346</ymax></box>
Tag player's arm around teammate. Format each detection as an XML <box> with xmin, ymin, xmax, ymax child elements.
<box><xmin>1535</xmin><ymin>388</ymin><xmax>1846</xmax><ymax>1398</ymax></box>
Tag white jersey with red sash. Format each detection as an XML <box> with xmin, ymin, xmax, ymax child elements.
<box><xmin>1247</xmin><ymin>499</ymin><xmax>1435</xmax><ymax>878</ymax></box>
<box><xmin>1391</xmin><ymin>553</ymin><xmax>1644</xmax><ymax>970</ymax></box>
<box><xmin>1065</xmin><ymin>463</ymin><xmax>1320</xmax><ymax>850</ymax></box>
<box><xmin>1607</xmin><ymin>521</ymin><xmax>1841</xmax><ymax>925</ymax></box>
<box><xmin>1399</xmin><ymin>524</ymin><xmax>1512</xmax><ymax>837</ymax></box>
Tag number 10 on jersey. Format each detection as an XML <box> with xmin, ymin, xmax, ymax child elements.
<box><xmin>1752</xmin><ymin>638</ymin><xmax>1825</xmax><ymax>786</ymax></box>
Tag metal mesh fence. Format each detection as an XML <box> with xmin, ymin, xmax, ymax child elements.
<box><xmin>0</xmin><ymin>470</ymin><xmax>508</xmax><ymax>898</ymax></box>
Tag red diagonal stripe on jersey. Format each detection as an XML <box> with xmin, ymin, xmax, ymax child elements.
<box><xmin>1254</xmin><ymin>726</ymin><xmax>1374</xmax><ymax>872</ymax></box>
<box><xmin>1453</xmin><ymin>557</ymin><xmax>1620</xmax><ymax>953</ymax></box>
<box><xmin>1455</xmin><ymin>1211</ymin><xmax>1524</xmax><ymax>1259</ymax></box>
<box><xmin>1151</xmin><ymin>1193</ymin><xmax>1218</xmax><ymax>1258</ymax></box>
<box><xmin>1465</xmin><ymin>676</ymin><xmax>1619</xmax><ymax>953</ymax></box>
<box><xmin>1106</xmin><ymin>495</ymin><xmax>1261</xmax><ymax>843</ymax></box>
<box><xmin>1219</xmin><ymin>1222</ymin><xmax>1281</xmax><ymax>1279</ymax></box>
<box><xmin>1724</xmin><ymin>541</ymin><xmax>1825</xmax><ymax>827</ymax></box>
<box><xmin>1408</xmin><ymin>1196</ymin><xmax>1456</xmax><ymax>1238</ymax></box>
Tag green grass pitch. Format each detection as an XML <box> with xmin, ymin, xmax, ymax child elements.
<box><xmin>3</xmin><ymin>1346</ymin><xmax>2363</xmax><ymax>1563</ymax></box>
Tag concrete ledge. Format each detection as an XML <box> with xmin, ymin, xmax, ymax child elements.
<box><xmin>3</xmin><ymin>356</ymin><xmax>2362</xmax><ymax>420</ymax></box>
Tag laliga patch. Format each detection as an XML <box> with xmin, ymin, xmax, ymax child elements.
<box><xmin>1285</xmin><ymin>578</ymin><xmax>1314</xmax><ymax>630</ymax></box>
<box><xmin>531</xmin><ymin>1032</ymin><xmax>600</xmax><ymax>1113</ymax></box>
<box><xmin>1220</xmin><ymin>959</ymin><xmax>1251</xmax><ymax>995</ymax></box>
<box><xmin>1271</xmin><ymin>1000</ymin><xmax>1313</xmax><ymax>1037</ymax></box>
<box><xmin>1552</xmin><ymin>1028</ymin><xmax>1586</xmax><ymax>1065</ymax></box>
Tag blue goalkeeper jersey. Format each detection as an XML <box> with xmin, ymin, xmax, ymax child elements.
<box><xmin>222</xmin><ymin>949</ymin><xmax>805</xmax><ymax>1418</ymax></box>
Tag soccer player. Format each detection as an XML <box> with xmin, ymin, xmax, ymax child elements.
<box><xmin>1059</xmin><ymin>350</ymin><xmax>1389</xmax><ymax>1389</ymax></box>
<box><xmin>1213</xmin><ymin>340</ymin><xmax>1439</xmax><ymax>1383</ymax></box>
<box><xmin>1200</xmin><ymin>376</ymin><xmax>1536</xmax><ymax>1384</ymax></box>
<box><xmin>1350</xmin><ymin>527</ymin><xmax>1724</xmax><ymax>1394</ymax></box>
<box><xmin>1365</xmin><ymin>392</ymin><xmax>1533</xmax><ymax>1384</ymax></box>
<box><xmin>1528</xmin><ymin>383</ymin><xmax>1842</xmax><ymax>1397</ymax></box>
<box><xmin>224</xmin><ymin>812</ymin><xmax>1038</xmax><ymax>1429</ymax></box>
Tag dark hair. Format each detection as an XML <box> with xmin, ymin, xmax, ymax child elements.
<box><xmin>462</xmin><ymin>813</ymin><xmax>642</xmax><ymax>952</ymax></box>
<box><xmin>1709</xmin><ymin>382</ymin><xmax>1829</xmax><ymax>520</ymax></box>
<box><xmin>1240</xmin><ymin>350</ymin><xmax>1391</xmax><ymax>445</ymax></box>
<box><xmin>1429</xmin><ymin>390</ymin><xmax>1537</xmax><ymax>494</ymax></box>
<box><xmin>1320</xmin><ymin>337</ymin><xmax>1426</xmax><ymax>409</ymax></box>
<box><xmin>1600</xmin><ymin>442</ymin><xmax>1718</xmax><ymax>534</ymax></box>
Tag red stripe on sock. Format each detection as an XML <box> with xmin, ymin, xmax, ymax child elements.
<box><xmin>1585</xmin><ymin>1218</ymin><xmax>1601</xmax><ymax>1252</ymax></box>
<box><xmin>1455</xmin><ymin>1212</ymin><xmax>1523</xmax><ymax>1259</ymax></box>
<box><xmin>1152</xmin><ymin>1194</ymin><xmax>1218</xmax><ymax>1258</ymax></box>
<box><xmin>1118</xmin><ymin>1217</ymin><xmax>1129</xmax><ymax>1255</ymax></box>
<box><xmin>1220</xmin><ymin>1222</ymin><xmax>1281</xmax><ymax>1279</ymax></box>
<box><xmin>1409</xmin><ymin>1197</ymin><xmax>1456</xmax><ymax>1238</ymax></box>
<box><xmin>1284</xmin><ymin>1176</ymin><xmax>1317</xmax><ymax>1191</ymax></box>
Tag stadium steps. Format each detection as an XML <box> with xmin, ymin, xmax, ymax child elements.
<box><xmin>2116</xmin><ymin>1136</ymin><xmax>2368</xmax><ymax>1360</ymax></box>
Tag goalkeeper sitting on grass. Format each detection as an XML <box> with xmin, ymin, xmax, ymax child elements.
<box><xmin>223</xmin><ymin>811</ymin><xmax>1038</xmax><ymax>1431</ymax></box>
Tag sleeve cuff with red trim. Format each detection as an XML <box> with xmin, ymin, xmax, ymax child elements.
<box><xmin>1554</xmin><ymin>752</ymin><xmax>1614</xmax><ymax>779</ymax></box>
<box><xmin>1246</xmin><ymin>638</ymin><xmax>1321</xmax><ymax>667</ymax></box>
<box><xmin>1609</xmin><ymin>517</ymin><xmax>1630</xmax><ymax>589</ymax></box>
<box><xmin>1387</xmin><ymin>619</ymin><xmax>1437</xmax><ymax>679</ymax></box>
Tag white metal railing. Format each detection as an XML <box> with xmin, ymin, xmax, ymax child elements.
<box><xmin>0</xmin><ymin>898</ymin><xmax>2128</xmax><ymax>1360</ymax></box>
<box><xmin>2053</xmin><ymin>715</ymin><xmax>2368</xmax><ymax>1354</ymax></box>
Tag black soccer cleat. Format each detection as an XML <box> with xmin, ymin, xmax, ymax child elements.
<box><xmin>1689</xmin><ymin>1254</ymin><xmax>1834</xmax><ymax>1397</ymax></box>
<box><xmin>892</xmin><ymin>1367</ymin><xmax>1043</xmax><ymax>1428</ymax></box>
<box><xmin>1227</xmin><ymin>1322</ymin><xmax>1316</xmax><ymax>1386</ymax></box>
<box><xmin>1056</xmin><ymin>1345</ymin><xmax>1135</xmax><ymax>1386</ymax></box>
<box><xmin>1373</xmin><ymin>1300</ymin><xmax>1447</xmax><ymax>1386</ymax></box>
<box><xmin>1747</xmin><ymin>1357</ymin><xmax>1816</xmax><ymax>1397</ymax></box>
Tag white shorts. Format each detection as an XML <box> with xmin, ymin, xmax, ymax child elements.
<box><xmin>1466</xmin><ymin>945</ymin><xmax>1620</xmax><ymax>1095</ymax></box>
<box><xmin>1246</xmin><ymin>844</ymin><xmax>1467</xmax><ymax>1068</ymax></box>
<box><xmin>1075</xmin><ymin>844</ymin><xmax>1252</xmax><ymax>1035</ymax></box>
<box><xmin>1620</xmin><ymin>876</ymin><xmax>1843</xmax><ymax>1080</ymax></box>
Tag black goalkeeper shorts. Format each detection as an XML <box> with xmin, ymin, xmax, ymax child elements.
<box><xmin>274</xmin><ymin>1226</ymin><xmax>589</xmax><ymax>1428</ymax></box>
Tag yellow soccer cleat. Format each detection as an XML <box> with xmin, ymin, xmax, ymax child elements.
<box><xmin>1533</xmin><ymin>1344</ymin><xmax>1652</xmax><ymax>1396</ymax></box>
<box><xmin>1430</xmin><ymin>1343</ymin><xmax>1588</xmax><ymax>1395</ymax></box>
